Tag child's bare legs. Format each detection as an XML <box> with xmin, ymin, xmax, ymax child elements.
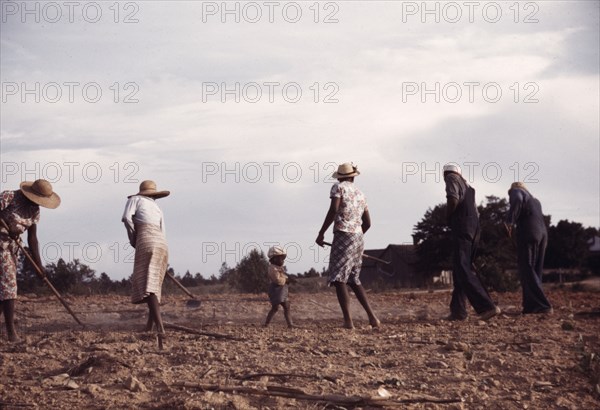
<box><xmin>264</xmin><ymin>304</ymin><xmax>279</xmax><ymax>326</ymax></box>
<box><xmin>348</xmin><ymin>282</ymin><xmax>380</xmax><ymax>328</ymax></box>
<box><xmin>1</xmin><ymin>299</ymin><xmax>19</xmax><ymax>342</ymax></box>
<box><xmin>334</xmin><ymin>282</ymin><xmax>354</xmax><ymax>329</ymax></box>
<box><xmin>282</xmin><ymin>301</ymin><xmax>293</xmax><ymax>328</ymax></box>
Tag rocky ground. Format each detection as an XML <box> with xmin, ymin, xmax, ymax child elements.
<box><xmin>1</xmin><ymin>285</ymin><xmax>599</xmax><ymax>409</ymax></box>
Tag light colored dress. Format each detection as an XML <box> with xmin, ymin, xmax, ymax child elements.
<box><xmin>122</xmin><ymin>195</ymin><xmax>168</xmax><ymax>304</ymax></box>
<box><xmin>327</xmin><ymin>182</ymin><xmax>367</xmax><ymax>285</ymax></box>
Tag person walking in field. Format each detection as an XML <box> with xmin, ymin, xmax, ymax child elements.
<box><xmin>122</xmin><ymin>180</ymin><xmax>170</xmax><ymax>335</ymax></box>
<box><xmin>0</xmin><ymin>179</ymin><xmax>61</xmax><ymax>342</ymax></box>
<box><xmin>443</xmin><ymin>164</ymin><xmax>500</xmax><ymax>321</ymax></box>
<box><xmin>505</xmin><ymin>182</ymin><xmax>552</xmax><ymax>314</ymax></box>
<box><xmin>316</xmin><ymin>162</ymin><xmax>380</xmax><ymax>329</ymax></box>
<box><xmin>264</xmin><ymin>245</ymin><xmax>294</xmax><ymax>328</ymax></box>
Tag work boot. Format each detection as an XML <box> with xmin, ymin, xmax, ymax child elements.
<box><xmin>479</xmin><ymin>306</ymin><xmax>501</xmax><ymax>321</ymax></box>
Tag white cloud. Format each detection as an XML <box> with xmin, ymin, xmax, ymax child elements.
<box><xmin>1</xmin><ymin>1</ymin><xmax>598</xmax><ymax>279</ymax></box>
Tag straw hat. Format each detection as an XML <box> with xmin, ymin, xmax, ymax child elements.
<box><xmin>20</xmin><ymin>179</ymin><xmax>61</xmax><ymax>209</ymax></box>
<box><xmin>332</xmin><ymin>162</ymin><xmax>360</xmax><ymax>179</ymax></box>
<box><xmin>129</xmin><ymin>180</ymin><xmax>170</xmax><ymax>199</ymax></box>
<box><xmin>443</xmin><ymin>163</ymin><xmax>462</xmax><ymax>175</ymax></box>
<box><xmin>268</xmin><ymin>246</ymin><xmax>287</xmax><ymax>259</ymax></box>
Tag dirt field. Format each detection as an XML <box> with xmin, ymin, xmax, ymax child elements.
<box><xmin>1</xmin><ymin>286</ymin><xmax>599</xmax><ymax>409</ymax></box>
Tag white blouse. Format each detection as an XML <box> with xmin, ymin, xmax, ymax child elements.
<box><xmin>121</xmin><ymin>195</ymin><xmax>165</xmax><ymax>235</ymax></box>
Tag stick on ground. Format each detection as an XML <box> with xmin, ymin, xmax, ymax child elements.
<box><xmin>239</xmin><ymin>372</ymin><xmax>338</xmax><ymax>383</ymax></box>
<box><xmin>163</xmin><ymin>322</ymin><xmax>245</xmax><ymax>341</ymax></box>
<box><xmin>309</xmin><ymin>299</ymin><xmax>338</xmax><ymax>313</ymax></box>
<box><xmin>172</xmin><ymin>382</ymin><xmax>463</xmax><ymax>407</ymax></box>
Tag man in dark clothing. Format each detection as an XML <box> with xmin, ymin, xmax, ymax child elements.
<box><xmin>505</xmin><ymin>182</ymin><xmax>552</xmax><ymax>314</ymax></box>
<box><xmin>443</xmin><ymin>164</ymin><xmax>500</xmax><ymax>321</ymax></box>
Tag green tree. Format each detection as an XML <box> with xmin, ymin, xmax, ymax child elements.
<box><xmin>304</xmin><ymin>267</ymin><xmax>320</xmax><ymax>278</ymax></box>
<box><xmin>218</xmin><ymin>262</ymin><xmax>237</xmax><ymax>285</ymax></box>
<box><xmin>476</xmin><ymin>196</ymin><xmax>519</xmax><ymax>291</ymax></box>
<box><xmin>181</xmin><ymin>270</ymin><xmax>195</xmax><ymax>287</ymax></box>
<box><xmin>546</xmin><ymin>220</ymin><xmax>592</xmax><ymax>269</ymax></box>
<box><xmin>232</xmin><ymin>249</ymin><xmax>269</xmax><ymax>293</ymax></box>
<box><xmin>413</xmin><ymin>196</ymin><xmax>522</xmax><ymax>292</ymax></box>
<box><xmin>97</xmin><ymin>272</ymin><xmax>114</xmax><ymax>294</ymax></box>
<box><xmin>45</xmin><ymin>258</ymin><xmax>96</xmax><ymax>293</ymax></box>
<box><xmin>193</xmin><ymin>273</ymin><xmax>205</xmax><ymax>285</ymax></box>
<box><xmin>413</xmin><ymin>203</ymin><xmax>453</xmax><ymax>276</ymax></box>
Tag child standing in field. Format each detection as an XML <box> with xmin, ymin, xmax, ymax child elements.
<box><xmin>264</xmin><ymin>246</ymin><xmax>294</xmax><ymax>328</ymax></box>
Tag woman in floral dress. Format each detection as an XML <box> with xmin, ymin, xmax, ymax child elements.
<box><xmin>0</xmin><ymin>179</ymin><xmax>60</xmax><ymax>342</ymax></box>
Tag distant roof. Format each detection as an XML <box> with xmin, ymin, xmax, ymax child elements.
<box><xmin>362</xmin><ymin>244</ymin><xmax>417</xmax><ymax>267</ymax></box>
<box><xmin>589</xmin><ymin>236</ymin><xmax>600</xmax><ymax>252</ymax></box>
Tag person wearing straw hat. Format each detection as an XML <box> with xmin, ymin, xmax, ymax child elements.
<box><xmin>316</xmin><ymin>162</ymin><xmax>380</xmax><ymax>329</ymax></box>
<box><xmin>264</xmin><ymin>245</ymin><xmax>294</xmax><ymax>328</ymax></box>
<box><xmin>122</xmin><ymin>180</ymin><xmax>170</xmax><ymax>335</ymax></box>
<box><xmin>0</xmin><ymin>179</ymin><xmax>60</xmax><ymax>342</ymax></box>
<box><xmin>505</xmin><ymin>182</ymin><xmax>552</xmax><ymax>314</ymax></box>
<box><xmin>443</xmin><ymin>164</ymin><xmax>500</xmax><ymax>321</ymax></box>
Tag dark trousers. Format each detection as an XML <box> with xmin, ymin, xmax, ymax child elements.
<box><xmin>517</xmin><ymin>234</ymin><xmax>551</xmax><ymax>313</ymax></box>
<box><xmin>450</xmin><ymin>231</ymin><xmax>496</xmax><ymax>317</ymax></box>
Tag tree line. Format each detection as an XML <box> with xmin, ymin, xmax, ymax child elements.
<box><xmin>16</xmin><ymin>197</ymin><xmax>598</xmax><ymax>294</ymax></box>
<box><xmin>413</xmin><ymin>196</ymin><xmax>599</xmax><ymax>291</ymax></box>
<box><xmin>15</xmin><ymin>250</ymin><xmax>324</xmax><ymax>295</ymax></box>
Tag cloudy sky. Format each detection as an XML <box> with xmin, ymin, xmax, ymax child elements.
<box><xmin>1</xmin><ymin>0</ymin><xmax>598</xmax><ymax>280</ymax></box>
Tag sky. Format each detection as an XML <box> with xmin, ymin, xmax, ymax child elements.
<box><xmin>1</xmin><ymin>0</ymin><xmax>599</xmax><ymax>280</ymax></box>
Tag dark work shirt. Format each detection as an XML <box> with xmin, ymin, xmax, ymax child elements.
<box><xmin>506</xmin><ymin>188</ymin><xmax>547</xmax><ymax>241</ymax></box>
<box><xmin>444</xmin><ymin>173</ymin><xmax>479</xmax><ymax>236</ymax></box>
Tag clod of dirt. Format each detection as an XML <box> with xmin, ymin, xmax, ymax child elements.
<box><xmin>124</xmin><ymin>375</ymin><xmax>148</xmax><ymax>392</ymax></box>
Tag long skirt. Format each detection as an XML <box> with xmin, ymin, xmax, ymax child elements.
<box><xmin>327</xmin><ymin>231</ymin><xmax>364</xmax><ymax>286</ymax></box>
<box><xmin>131</xmin><ymin>224</ymin><xmax>168</xmax><ymax>304</ymax></box>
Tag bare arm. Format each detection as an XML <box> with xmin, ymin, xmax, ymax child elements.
<box><xmin>316</xmin><ymin>197</ymin><xmax>340</xmax><ymax>247</ymax></box>
<box><xmin>361</xmin><ymin>208</ymin><xmax>371</xmax><ymax>234</ymax></box>
<box><xmin>122</xmin><ymin>197</ymin><xmax>137</xmax><ymax>247</ymax></box>
<box><xmin>26</xmin><ymin>223</ymin><xmax>43</xmax><ymax>271</ymax></box>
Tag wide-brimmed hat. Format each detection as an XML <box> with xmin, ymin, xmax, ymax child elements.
<box><xmin>268</xmin><ymin>246</ymin><xmax>287</xmax><ymax>259</ymax></box>
<box><xmin>129</xmin><ymin>180</ymin><xmax>170</xmax><ymax>199</ymax></box>
<box><xmin>332</xmin><ymin>162</ymin><xmax>360</xmax><ymax>179</ymax></box>
<box><xmin>20</xmin><ymin>179</ymin><xmax>61</xmax><ymax>209</ymax></box>
<box><xmin>443</xmin><ymin>163</ymin><xmax>462</xmax><ymax>175</ymax></box>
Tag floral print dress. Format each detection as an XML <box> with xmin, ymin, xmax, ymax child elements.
<box><xmin>0</xmin><ymin>190</ymin><xmax>40</xmax><ymax>300</ymax></box>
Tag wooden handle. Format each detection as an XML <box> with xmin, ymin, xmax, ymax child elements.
<box><xmin>0</xmin><ymin>219</ymin><xmax>85</xmax><ymax>327</ymax></box>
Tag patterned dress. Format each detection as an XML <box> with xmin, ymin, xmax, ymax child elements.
<box><xmin>327</xmin><ymin>181</ymin><xmax>368</xmax><ymax>285</ymax></box>
<box><xmin>0</xmin><ymin>190</ymin><xmax>40</xmax><ymax>300</ymax></box>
